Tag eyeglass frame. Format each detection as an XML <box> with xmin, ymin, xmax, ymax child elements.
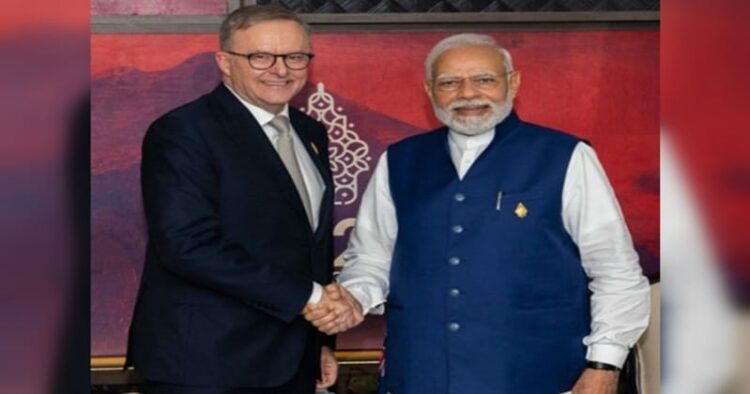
<box><xmin>431</xmin><ymin>70</ymin><xmax>516</xmax><ymax>92</ymax></box>
<box><xmin>224</xmin><ymin>50</ymin><xmax>315</xmax><ymax>70</ymax></box>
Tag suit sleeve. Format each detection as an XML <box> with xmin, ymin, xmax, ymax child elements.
<box><xmin>141</xmin><ymin>115</ymin><xmax>312</xmax><ymax>323</ymax></box>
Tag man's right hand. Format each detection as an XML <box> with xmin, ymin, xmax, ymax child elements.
<box><xmin>303</xmin><ymin>284</ymin><xmax>364</xmax><ymax>334</ymax></box>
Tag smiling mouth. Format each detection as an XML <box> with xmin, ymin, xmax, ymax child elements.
<box><xmin>453</xmin><ymin>105</ymin><xmax>489</xmax><ymax>114</ymax></box>
<box><xmin>262</xmin><ymin>80</ymin><xmax>291</xmax><ymax>87</ymax></box>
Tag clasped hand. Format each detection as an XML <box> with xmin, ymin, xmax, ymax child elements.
<box><xmin>303</xmin><ymin>284</ymin><xmax>364</xmax><ymax>335</ymax></box>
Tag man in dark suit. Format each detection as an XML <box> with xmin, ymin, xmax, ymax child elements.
<box><xmin>126</xmin><ymin>5</ymin><xmax>339</xmax><ymax>393</ymax></box>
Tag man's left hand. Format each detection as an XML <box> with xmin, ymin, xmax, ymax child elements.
<box><xmin>316</xmin><ymin>346</ymin><xmax>338</xmax><ymax>389</ymax></box>
<box><xmin>571</xmin><ymin>368</ymin><xmax>619</xmax><ymax>394</ymax></box>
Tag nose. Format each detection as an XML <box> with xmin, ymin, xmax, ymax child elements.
<box><xmin>268</xmin><ymin>56</ymin><xmax>289</xmax><ymax>76</ymax></box>
<box><xmin>456</xmin><ymin>78</ymin><xmax>479</xmax><ymax>99</ymax></box>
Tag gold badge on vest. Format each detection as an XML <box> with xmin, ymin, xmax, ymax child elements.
<box><xmin>514</xmin><ymin>202</ymin><xmax>528</xmax><ymax>218</ymax></box>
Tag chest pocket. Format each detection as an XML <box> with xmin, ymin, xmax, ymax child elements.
<box><xmin>484</xmin><ymin>189</ymin><xmax>560</xmax><ymax>257</ymax></box>
<box><xmin>483</xmin><ymin>190</ymin><xmax>577</xmax><ymax>305</ymax></box>
<box><xmin>494</xmin><ymin>190</ymin><xmax>547</xmax><ymax>220</ymax></box>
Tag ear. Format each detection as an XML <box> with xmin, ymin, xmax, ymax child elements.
<box><xmin>508</xmin><ymin>70</ymin><xmax>521</xmax><ymax>97</ymax></box>
<box><xmin>423</xmin><ymin>80</ymin><xmax>434</xmax><ymax>102</ymax></box>
<box><xmin>215</xmin><ymin>51</ymin><xmax>232</xmax><ymax>78</ymax></box>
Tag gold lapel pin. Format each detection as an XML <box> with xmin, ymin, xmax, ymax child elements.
<box><xmin>514</xmin><ymin>202</ymin><xmax>528</xmax><ymax>218</ymax></box>
<box><xmin>309</xmin><ymin>142</ymin><xmax>319</xmax><ymax>156</ymax></box>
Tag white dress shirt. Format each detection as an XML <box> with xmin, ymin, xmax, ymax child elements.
<box><xmin>225</xmin><ymin>84</ymin><xmax>326</xmax><ymax>304</ymax></box>
<box><xmin>338</xmin><ymin>128</ymin><xmax>651</xmax><ymax>368</ymax></box>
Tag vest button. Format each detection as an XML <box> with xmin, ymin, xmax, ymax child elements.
<box><xmin>448</xmin><ymin>257</ymin><xmax>461</xmax><ymax>266</ymax></box>
<box><xmin>454</xmin><ymin>192</ymin><xmax>465</xmax><ymax>202</ymax></box>
<box><xmin>448</xmin><ymin>322</ymin><xmax>461</xmax><ymax>331</ymax></box>
<box><xmin>449</xmin><ymin>288</ymin><xmax>461</xmax><ymax>297</ymax></box>
<box><xmin>451</xmin><ymin>225</ymin><xmax>464</xmax><ymax>234</ymax></box>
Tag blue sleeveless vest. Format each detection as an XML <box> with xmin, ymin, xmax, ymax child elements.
<box><xmin>382</xmin><ymin>112</ymin><xmax>591</xmax><ymax>394</ymax></box>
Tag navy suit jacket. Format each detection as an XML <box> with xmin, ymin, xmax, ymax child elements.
<box><xmin>126</xmin><ymin>84</ymin><xmax>335</xmax><ymax>387</ymax></box>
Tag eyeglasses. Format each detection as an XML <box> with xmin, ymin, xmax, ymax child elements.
<box><xmin>433</xmin><ymin>71</ymin><xmax>514</xmax><ymax>92</ymax></box>
<box><xmin>224</xmin><ymin>51</ymin><xmax>315</xmax><ymax>70</ymax></box>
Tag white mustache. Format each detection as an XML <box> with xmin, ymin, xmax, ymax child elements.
<box><xmin>448</xmin><ymin>99</ymin><xmax>493</xmax><ymax>112</ymax></box>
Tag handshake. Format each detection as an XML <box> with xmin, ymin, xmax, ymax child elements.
<box><xmin>303</xmin><ymin>283</ymin><xmax>365</xmax><ymax>335</ymax></box>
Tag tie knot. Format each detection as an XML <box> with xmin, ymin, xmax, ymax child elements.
<box><xmin>269</xmin><ymin>115</ymin><xmax>290</xmax><ymax>136</ymax></box>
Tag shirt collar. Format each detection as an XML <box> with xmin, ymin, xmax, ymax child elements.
<box><xmin>223</xmin><ymin>82</ymin><xmax>290</xmax><ymax>127</ymax></box>
<box><xmin>446</xmin><ymin>110</ymin><xmax>522</xmax><ymax>150</ymax></box>
<box><xmin>448</xmin><ymin>128</ymin><xmax>496</xmax><ymax>151</ymax></box>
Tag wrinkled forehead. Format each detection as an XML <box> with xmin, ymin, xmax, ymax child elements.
<box><xmin>230</xmin><ymin>20</ymin><xmax>311</xmax><ymax>50</ymax></box>
<box><xmin>434</xmin><ymin>71</ymin><xmax>501</xmax><ymax>80</ymax></box>
<box><xmin>432</xmin><ymin>45</ymin><xmax>507</xmax><ymax>77</ymax></box>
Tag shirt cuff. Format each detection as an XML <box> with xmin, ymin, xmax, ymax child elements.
<box><xmin>346</xmin><ymin>287</ymin><xmax>385</xmax><ymax>315</ymax></box>
<box><xmin>586</xmin><ymin>343</ymin><xmax>630</xmax><ymax>369</ymax></box>
<box><xmin>369</xmin><ymin>303</ymin><xmax>385</xmax><ymax>315</ymax></box>
<box><xmin>307</xmin><ymin>282</ymin><xmax>323</xmax><ymax>304</ymax></box>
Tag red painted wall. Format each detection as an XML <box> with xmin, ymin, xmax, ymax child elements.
<box><xmin>92</xmin><ymin>0</ymin><xmax>226</xmax><ymax>15</ymax></box>
<box><xmin>91</xmin><ymin>30</ymin><xmax>659</xmax><ymax>356</ymax></box>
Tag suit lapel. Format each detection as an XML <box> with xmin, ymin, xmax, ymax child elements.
<box><xmin>207</xmin><ymin>84</ymin><xmax>310</xmax><ymax>226</ymax></box>
<box><xmin>289</xmin><ymin>110</ymin><xmax>334</xmax><ymax>240</ymax></box>
<box><xmin>289</xmin><ymin>111</ymin><xmax>329</xmax><ymax>179</ymax></box>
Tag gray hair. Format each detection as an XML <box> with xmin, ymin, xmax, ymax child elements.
<box><xmin>219</xmin><ymin>5</ymin><xmax>311</xmax><ymax>51</ymax></box>
<box><xmin>424</xmin><ymin>33</ymin><xmax>514</xmax><ymax>81</ymax></box>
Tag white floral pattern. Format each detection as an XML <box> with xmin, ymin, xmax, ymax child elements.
<box><xmin>301</xmin><ymin>82</ymin><xmax>372</xmax><ymax>206</ymax></box>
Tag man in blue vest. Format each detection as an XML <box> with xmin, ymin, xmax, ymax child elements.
<box><xmin>306</xmin><ymin>33</ymin><xmax>651</xmax><ymax>393</ymax></box>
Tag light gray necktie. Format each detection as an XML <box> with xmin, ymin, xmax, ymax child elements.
<box><xmin>268</xmin><ymin>115</ymin><xmax>314</xmax><ymax>226</ymax></box>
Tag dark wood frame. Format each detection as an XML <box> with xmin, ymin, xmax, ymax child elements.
<box><xmin>92</xmin><ymin>11</ymin><xmax>658</xmax><ymax>33</ymax></box>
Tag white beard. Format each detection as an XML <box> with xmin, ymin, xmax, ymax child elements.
<box><xmin>432</xmin><ymin>95</ymin><xmax>514</xmax><ymax>136</ymax></box>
